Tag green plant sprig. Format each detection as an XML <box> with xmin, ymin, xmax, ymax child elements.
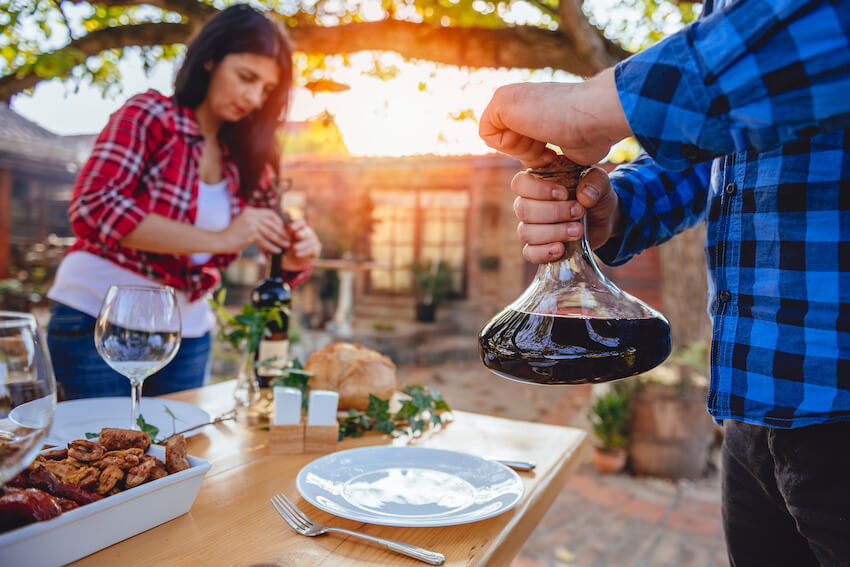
<box><xmin>338</xmin><ymin>384</ymin><xmax>451</xmax><ymax>441</ymax></box>
<box><xmin>268</xmin><ymin>359</ymin><xmax>313</xmax><ymax>409</ymax></box>
<box><xmin>208</xmin><ymin>289</ymin><xmax>288</xmax><ymax>355</ymax></box>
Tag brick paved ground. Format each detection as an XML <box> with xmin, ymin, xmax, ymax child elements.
<box><xmin>399</xmin><ymin>360</ymin><xmax>728</xmax><ymax>567</ymax></box>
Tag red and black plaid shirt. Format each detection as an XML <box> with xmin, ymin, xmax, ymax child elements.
<box><xmin>69</xmin><ymin>90</ymin><xmax>308</xmax><ymax>301</ymax></box>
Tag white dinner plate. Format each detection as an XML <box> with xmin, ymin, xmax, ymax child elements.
<box><xmin>41</xmin><ymin>397</ymin><xmax>211</xmax><ymax>445</ymax></box>
<box><xmin>296</xmin><ymin>446</ymin><xmax>525</xmax><ymax>527</ymax></box>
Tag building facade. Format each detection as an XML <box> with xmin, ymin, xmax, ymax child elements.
<box><xmin>281</xmin><ymin>154</ymin><xmax>664</xmax><ymax>336</ymax></box>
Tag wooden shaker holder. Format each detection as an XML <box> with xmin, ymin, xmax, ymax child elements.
<box><xmin>269</xmin><ymin>417</ymin><xmax>338</xmax><ymax>455</ymax></box>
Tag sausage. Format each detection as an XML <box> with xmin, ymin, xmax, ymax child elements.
<box><xmin>0</xmin><ymin>487</ymin><xmax>62</xmax><ymax>532</ymax></box>
<box><xmin>22</xmin><ymin>468</ymin><xmax>103</xmax><ymax>505</ymax></box>
<box><xmin>99</xmin><ymin>428</ymin><xmax>151</xmax><ymax>452</ymax></box>
<box><xmin>53</xmin><ymin>496</ymin><xmax>79</xmax><ymax>512</ymax></box>
<box><xmin>164</xmin><ymin>434</ymin><xmax>190</xmax><ymax>473</ymax></box>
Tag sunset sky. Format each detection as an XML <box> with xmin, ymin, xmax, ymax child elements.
<box><xmin>12</xmin><ymin>49</ymin><xmax>578</xmax><ymax>157</ymax></box>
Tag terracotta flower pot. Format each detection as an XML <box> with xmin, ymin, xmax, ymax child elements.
<box><xmin>627</xmin><ymin>383</ymin><xmax>715</xmax><ymax>478</ymax></box>
<box><xmin>591</xmin><ymin>447</ymin><xmax>627</xmax><ymax>475</ymax></box>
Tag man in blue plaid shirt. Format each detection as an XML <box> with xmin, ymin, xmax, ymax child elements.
<box><xmin>480</xmin><ymin>0</ymin><xmax>849</xmax><ymax>564</ymax></box>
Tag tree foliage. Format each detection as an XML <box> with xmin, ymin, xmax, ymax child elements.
<box><xmin>1</xmin><ymin>0</ymin><xmax>699</xmax><ymax>101</ymax></box>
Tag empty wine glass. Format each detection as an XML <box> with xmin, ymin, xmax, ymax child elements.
<box><xmin>95</xmin><ymin>285</ymin><xmax>181</xmax><ymax>429</ymax></box>
<box><xmin>0</xmin><ymin>311</ymin><xmax>57</xmax><ymax>485</ymax></box>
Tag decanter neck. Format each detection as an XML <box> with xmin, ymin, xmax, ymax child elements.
<box><xmin>539</xmin><ymin>233</ymin><xmax>600</xmax><ymax>282</ymax></box>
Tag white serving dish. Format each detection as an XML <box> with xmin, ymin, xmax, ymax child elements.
<box><xmin>0</xmin><ymin>445</ymin><xmax>211</xmax><ymax>567</ymax></box>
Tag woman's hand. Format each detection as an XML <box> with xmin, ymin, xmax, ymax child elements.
<box><xmin>281</xmin><ymin>219</ymin><xmax>321</xmax><ymax>272</ymax></box>
<box><xmin>219</xmin><ymin>206</ymin><xmax>288</xmax><ymax>253</ymax></box>
<box><xmin>513</xmin><ymin>167</ymin><xmax>622</xmax><ymax>264</ymax></box>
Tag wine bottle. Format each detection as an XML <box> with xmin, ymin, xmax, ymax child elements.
<box><xmin>251</xmin><ymin>252</ymin><xmax>291</xmax><ymax>388</ymax></box>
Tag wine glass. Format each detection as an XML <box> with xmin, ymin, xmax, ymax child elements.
<box><xmin>0</xmin><ymin>311</ymin><xmax>57</xmax><ymax>485</ymax></box>
<box><xmin>95</xmin><ymin>285</ymin><xmax>181</xmax><ymax>430</ymax></box>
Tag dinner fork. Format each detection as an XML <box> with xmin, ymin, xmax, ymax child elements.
<box><xmin>270</xmin><ymin>493</ymin><xmax>446</xmax><ymax>565</ymax></box>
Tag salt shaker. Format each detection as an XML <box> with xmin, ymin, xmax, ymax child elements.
<box><xmin>273</xmin><ymin>386</ymin><xmax>302</xmax><ymax>425</ymax></box>
<box><xmin>307</xmin><ymin>390</ymin><xmax>339</xmax><ymax>426</ymax></box>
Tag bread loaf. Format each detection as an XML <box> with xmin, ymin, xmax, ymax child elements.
<box><xmin>304</xmin><ymin>342</ymin><xmax>397</xmax><ymax>411</ymax></box>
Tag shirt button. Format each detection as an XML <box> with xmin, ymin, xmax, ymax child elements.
<box><xmin>725</xmin><ymin>183</ymin><xmax>737</xmax><ymax>196</ymax></box>
<box><xmin>718</xmin><ymin>290</ymin><xmax>732</xmax><ymax>303</ymax></box>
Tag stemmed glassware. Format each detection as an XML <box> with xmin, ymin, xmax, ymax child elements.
<box><xmin>95</xmin><ymin>285</ymin><xmax>181</xmax><ymax>430</ymax></box>
<box><xmin>0</xmin><ymin>311</ymin><xmax>57</xmax><ymax>485</ymax></box>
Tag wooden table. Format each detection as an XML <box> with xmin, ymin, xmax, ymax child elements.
<box><xmin>73</xmin><ymin>381</ymin><xmax>588</xmax><ymax>566</ymax></box>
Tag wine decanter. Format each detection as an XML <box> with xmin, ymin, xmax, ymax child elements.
<box><xmin>478</xmin><ymin>156</ymin><xmax>671</xmax><ymax>385</ymax></box>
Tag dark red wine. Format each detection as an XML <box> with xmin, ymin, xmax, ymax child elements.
<box><xmin>479</xmin><ymin>309</ymin><xmax>671</xmax><ymax>385</ymax></box>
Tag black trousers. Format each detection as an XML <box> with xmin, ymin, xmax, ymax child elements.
<box><xmin>722</xmin><ymin>420</ymin><xmax>850</xmax><ymax>567</ymax></box>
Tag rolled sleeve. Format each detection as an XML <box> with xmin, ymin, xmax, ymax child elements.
<box><xmin>69</xmin><ymin>94</ymin><xmax>164</xmax><ymax>248</ymax></box>
<box><xmin>595</xmin><ymin>154</ymin><xmax>711</xmax><ymax>265</ymax></box>
<box><xmin>616</xmin><ymin>0</ymin><xmax>850</xmax><ymax>170</ymax></box>
<box><xmin>284</xmin><ymin>267</ymin><xmax>312</xmax><ymax>290</ymax></box>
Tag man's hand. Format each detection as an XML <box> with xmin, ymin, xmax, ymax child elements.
<box><xmin>513</xmin><ymin>167</ymin><xmax>621</xmax><ymax>264</ymax></box>
<box><xmin>479</xmin><ymin>68</ymin><xmax>631</xmax><ymax>167</ymax></box>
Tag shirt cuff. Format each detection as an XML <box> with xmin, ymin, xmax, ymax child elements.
<box><xmin>99</xmin><ymin>197</ymin><xmax>151</xmax><ymax>249</ymax></box>
<box><xmin>284</xmin><ymin>266</ymin><xmax>312</xmax><ymax>289</ymax></box>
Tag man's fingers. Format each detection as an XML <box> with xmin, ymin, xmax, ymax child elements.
<box><xmin>576</xmin><ymin>167</ymin><xmax>610</xmax><ymax>208</ymax></box>
<box><xmin>513</xmin><ymin>197</ymin><xmax>584</xmax><ymax>224</ymax></box>
<box><xmin>523</xmin><ymin>243</ymin><xmax>565</xmax><ymax>264</ymax></box>
<box><xmin>517</xmin><ymin>221</ymin><xmax>584</xmax><ymax>245</ymax></box>
<box><xmin>512</xmin><ymin>171</ymin><xmax>570</xmax><ymax>201</ymax></box>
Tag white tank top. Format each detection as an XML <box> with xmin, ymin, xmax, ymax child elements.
<box><xmin>48</xmin><ymin>180</ymin><xmax>232</xmax><ymax>338</ymax></box>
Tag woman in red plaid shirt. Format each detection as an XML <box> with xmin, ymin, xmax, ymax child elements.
<box><xmin>46</xmin><ymin>5</ymin><xmax>321</xmax><ymax>400</ymax></box>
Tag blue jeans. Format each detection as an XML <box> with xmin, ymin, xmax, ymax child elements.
<box><xmin>46</xmin><ymin>301</ymin><xmax>212</xmax><ymax>400</ymax></box>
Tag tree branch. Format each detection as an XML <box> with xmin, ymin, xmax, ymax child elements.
<box><xmin>2</xmin><ymin>8</ymin><xmax>632</xmax><ymax>100</ymax></box>
<box><xmin>288</xmin><ymin>20</ymin><xmax>630</xmax><ymax>76</ymax></box>
<box><xmin>0</xmin><ymin>22</ymin><xmax>193</xmax><ymax>101</ymax></box>
<box><xmin>557</xmin><ymin>0</ymin><xmax>631</xmax><ymax>71</ymax></box>
<box><xmin>66</xmin><ymin>0</ymin><xmax>218</xmax><ymax>23</ymax></box>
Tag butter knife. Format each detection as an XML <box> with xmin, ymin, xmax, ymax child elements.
<box><xmin>493</xmin><ymin>459</ymin><xmax>536</xmax><ymax>472</ymax></box>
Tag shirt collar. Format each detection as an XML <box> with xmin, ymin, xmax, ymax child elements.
<box><xmin>172</xmin><ymin>97</ymin><xmax>203</xmax><ymax>138</ymax></box>
<box><xmin>171</xmin><ymin>97</ymin><xmax>233</xmax><ymax>157</ymax></box>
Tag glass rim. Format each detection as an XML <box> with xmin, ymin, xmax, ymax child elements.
<box><xmin>0</xmin><ymin>310</ymin><xmax>37</xmax><ymax>329</ymax></box>
<box><xmin>106</xmin><ymin>284</ymin><xmax>176</xmax><ymax>294</ymax></box>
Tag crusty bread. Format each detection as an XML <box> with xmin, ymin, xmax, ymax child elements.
<box><xmin>304</xmin><ymin>342</ymin><xmax>397</xmax><ymax>411</ymax></box>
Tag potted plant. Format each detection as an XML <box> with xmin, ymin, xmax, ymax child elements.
<box><xmin>411</xmin><ymin>260</ymin><xmax>454</xmax><ymax>323</ymax></box>
<box><xmin>627</xmin><ymin>341</ymin><xmax>717</xmax><ymax>478</ymax></box>
<box><xmin>587</xmin><ymin>388</ymin><xmax>631</xmax><ymax>474</ymax></box>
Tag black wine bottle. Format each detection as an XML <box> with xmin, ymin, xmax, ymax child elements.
<box><xmin>251</xmin><ymin>252</ymin><xmax>291</xmax><ymax>388</ymax></box>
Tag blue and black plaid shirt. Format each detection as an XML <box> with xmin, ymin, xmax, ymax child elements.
<box><xmin>596</xmin><ymin>0</ymin><xmax>850</xmax><ymax>427</ymax></box>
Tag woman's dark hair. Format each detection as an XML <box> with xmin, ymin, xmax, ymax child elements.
<box><xmin>175</xmin><ymin>5</ymin><xmax>292</xmax><ymax>198</ymax></box>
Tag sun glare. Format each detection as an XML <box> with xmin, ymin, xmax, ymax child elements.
<box><xmin>12</xmin><ymin>49</ymin><xmax>576</xmax><ymax>158</ymax></box>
